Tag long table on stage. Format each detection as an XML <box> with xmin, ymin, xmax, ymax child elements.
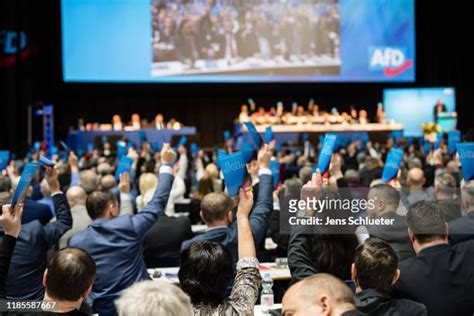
<box><xmin>253</xmin><ymin>123</ymin><xmax>404</xmax><ymax>144</ymax></box>
<box><xmin>67</xmin><ymin>127</ymin><xmax>197</xmax><ymax>152</ymax></box>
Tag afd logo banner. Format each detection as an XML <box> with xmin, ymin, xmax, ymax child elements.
<box><xmin>0</xmin><ymin>30</ymin><xmax>33</xmax><ymax>67</ymax></box>
<box><xmin>368</xmin><ymin>46</ymin><xmax>413</xmax><ymax>78</ymax></box>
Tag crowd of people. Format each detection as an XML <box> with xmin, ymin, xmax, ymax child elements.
<box><xmin>238</xmin><ymin>100</ymin><xmax>387</xmax><ymax>125</ymax></box>
<box><xmin>0</xmin><ymin>123</ymin><xmax>474</xmax><ymax>315</ymax></box>
<box><xmin>151</xmin><ymin>0</ymin><xmax>339</xmax><ymax>68</ymax></box>
<box><xmin>75</xmin><ymin>113</ymin><xmax>183</xmax><ymax>132</ymax></box>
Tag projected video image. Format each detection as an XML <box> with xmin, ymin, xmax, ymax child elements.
<box><xmin>150</xmin><ymin>0</ymin><xmax>340</xmax><ymax>77</ymax></box>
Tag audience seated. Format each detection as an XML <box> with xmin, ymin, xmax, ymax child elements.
<box><xmin>179</xmin><ymin>188</ymin><xmax>261</xmax><ymax>315</ymax></box>
<box><xmin>362</xmin><ymin>184</ymin><xmax>415</xmax><ymax>261</ymax></box>
<box><xmin>181</xmin><ymin>144</ymin><xmax>274</xmax><ymax>257</ymax></box>
<box><xmin>448</xmin><ymin>179</ymin><xmax>474</xmax><ymax>244</ymax></box>
<box><xmin>352</xmin><ymin>238</ymin><xmax>426</xmax><ymax>315</ymax></box>
<box><xmin>115</xmin><ymin>280</ymin><xmax>192</xmax><ymax>316</ymax></box>
<box><xmin>282</xmin><ymin>273</ymin><xmax>366</xmax><ymax>316</ymax></box>
<box><xmin>69</xmin><ymin>144</ymin><xmax>176</xmax><ymax>315</ymax></box>
<box><xmin>3</xmin><ymin>167</ymin><xmax>72</xmax><ymax>300</ymax></box>
<box><xmin>59</xmin><ymin>186</ymin><xmax>92</xmax><ymax>249</ymax></box>
<box><xmin>392</xmin><ymin>201</ymin><xmax>474</xmax><ymax>316</ymax></box>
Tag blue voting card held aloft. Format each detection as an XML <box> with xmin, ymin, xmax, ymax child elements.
<box><xmin>115</xmin><ymin>156</ymin><xmax>134</xmax><ymax>179</ymax></box>
<box><xmin>39</xmin><ymin>156</ymin><xmax>55</xmax><ymax>168</ymax></box>
<box><xmin>116</xmin><ymin>141</ymin><xmax>127</xmax><ymax>158</ymax></box>
<box><xmin>240</xmin><ymin>141</ymin><xmax>257</xmax><ymax>163</ymax></box>
<box><xmin>11</xmin><ymin>162</ymin><xmax>39</xmax><ymax>207</ymax></box>
<box><xmin>448</xmin><ymin>131</ymin><xmax>461</xmax><ymax>155</ymax></box>
<box><xmin>190</xmin><ymin>142</ymin><xmax>199</xmax><ymax>155</ymax></box>
<box><xmin>220</xmin><ymin>152</ymin><xmax>246</xmax><ymax>197</ymax></box>
<box><xmin>178</xmin><ymin>136</ymin><xmax>187</xmax><ymax>147</ymax></box>
<box><xmin>264</xmin><ymin>126</ymin><xmax>273</xmax><ymax>144</ymax></box>
<box><xmin>382</xmin><ymin>148</ymin><xmax>404</xmax><ymax>183</ymax></box>
<box><xmin>0</xmin><ymin>150</ymin><xmax>10</xmax><ymax>170</ymax></box>
<box><xmin>224</xmin><ymin>130</ymin><xmax>232</xmax><ymax>142</ymax></box>
<box><xmin>216</xmin><ymin>149</ymin><xmax>227</xmax><ymax>169</ymax></box>
<box><xmin>244</xmin><ymin>122</ymin><xmax>262</xmax><ymax>149</ymax></box>
<box><xmin>270</xmin><ymin>158</ymin><xmax>279</xmax><ymax>189</ymax></box>
<box><xmin>457</xmin><ymin>143</ymin><xmax>474</xmax><ymax>181</ymax></box>
<box><xmin>317</xmin><ymin>134</ymin><xmax>337</xmax><ymax>174</ymax></box>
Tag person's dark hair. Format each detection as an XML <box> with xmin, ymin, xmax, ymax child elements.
<box><xmin>46</xmin><ymin>248</ymin><xmax>96</xmax><ymax>301</ymax></box>
<box><xmin>354</xmin><ymin>238</ymin><xmax>398</xmax><ymax>291</ymax></box>
<box><xmin>178</xmin><ymin>241</ymin><xmax>234</xmax><ymax>306</ymax></box>
<box><xmin>86</xmin><ymin>190</ymin><xmax>116</xmax><ymax>220</ymax></box>
<box><xmin>369</xmin><ymin>184</ymin><xmax>400</xmax><ymax>209</ymax></box>
<box><xmin>200</xmin><ymin>193</ymin><xmax>233</xmax><ymax>223</ymax></box>
<box><xmin>407</xmin><ymin>201</ymin><xmax>447</xmax><ymax>244</ymax></box>
<box><xmin>310</xmin><ymin>234</ymin><xmax>359</xmax><ymax>280</ymax></box>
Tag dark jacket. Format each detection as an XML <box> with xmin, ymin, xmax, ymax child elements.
<box><xmin>22</xmin><ymin>198</ymin><xmax>53</xmax><ymax>225</ymax></box>
<box><xmin>366</xmin><ymin>212</ymin><xmax>415</xmax><ymax>261</ymax></box>
<box><xmin>449</xmin><ymin>212</ymin><xmax>474</xmax><ymax>245</ymax></box>
<box><xmin>143</xmin><ymin>214</ymin><xmax>193</xmax><ymax>268</ymax></box>
<box><xmin>181</xmin><ymin>172</ymin><xmax>273</xmax><ymax>256</ymax></box>
<box><xmin>392</xmin><ymin>241</ymin><xmax>474</xmax><ymax>316</ymax></box>
<box><xmin>2</xmin><ymin>193</ymin><xmax>72</xmax><ymax>299</ymax></box>
<box><xmin>356</xmin><ymin>288</ymin><xmax>427</xmax><ymax>316</ymax></box>
<box><xmin>0</xmin><ymin>235</ymin><xmax>16</xmax><ymax>299</ymax></box>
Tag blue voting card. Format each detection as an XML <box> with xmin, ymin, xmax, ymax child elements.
<box><xmin>264</xmin><ymin>126</ymin><xmax>273</xmax><ymax>144</ymax></box>
<box><xmin>448</xmin><ymin>131</ymin><xmax>461</xmax><ymax>155</ymax></box>
<box><xmin>220</xmin><ymin>152</ymin><xmax>247</xmax><ymax>197</ymax></box>
<box><xmin>382</xmin><ymin>148</ymin><xmax>404</xmax><ymax>183</ymax></box>
<box><xmin>216</xmin><ymin>149</ymin><xmax>227</xmax><ymax>169</ymax></box>
<box><xmin>39</xmin><ymin>156</ymin><xmax>55</xmax><ymax>167</ymax></box>
<box><xmin>190</xmin><ymin>142</ymin><xmax>199</xmax><ymax>155</ymax></box>
<box><xmin>270</xmin><ymin>158</ymin><xmax>279</xmax><ymax>189</ymax></box>
<box><xmin>244</xmin><ymin>122</ymin><xmax>262</xmax><ymax>149</ymax></box>
<box><xmin>115</xmin><ymin>156</ymin><xmax>134</xmax><ymax>179</ymax></box>
<box><xmin>240</xmin><ymin>141</ymin><xmax>257</xmax><ymax>163</ymax></box>
<box><xmin>317</xmin><ymin>134</ymin><xmax>337</xmax><ymax>174</ymax></box>
<box><xmin>224</xmin><ymin>130</ymin><xmax>232</xmax><ymax>142</ymax></box>
<box><xmin>457</xmin><ymin>143</ymin><xmax>474</xmax><ymax>181</ymax></box>
<box><xmin>116</xmin><ymin>141</ymin><xmax>127</xmax><ymax>158</ymax></box>
<box><xmin>11</xmin><ymin>162</ymin><xmax>39</xmax><ymax>207</ymax></box>
<box><xmin>178</xmin><ymin>136</ymin><xmax>187</xmax><ymax>147</ymax></box>
<box><xmin>0</xmin><ymin>151</ymin><xmax>10</xmax><ymax>170</ymax></box>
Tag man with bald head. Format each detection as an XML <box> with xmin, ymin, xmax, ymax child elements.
<box><xmin>283</xmin><ymin>273</ymin><xmax>366</xmax><ymax>316</ymax></box>
<box><xmin>100</xmin><ymin>174</ymin><xmax>116</xmax><ymax>192</ymax></box>
<box><xmin>405</xmin><ymin>167</ymin><xmax>434</xmax><ymax>206</ymax></box>
<box><xmin>59</xmin><ymin>186</ymin><xmax>92</xmax><ymax>248</ymax></box>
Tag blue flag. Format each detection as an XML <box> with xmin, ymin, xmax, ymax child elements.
<box><xmin>317</xmin><ymin>134</ymin><xmax>337</xmax><ymax>174</ymax></box>
<box><xmin>220</xmin><ymin>152</ymin><xmax>247</xmax><ymax>197</ymax></box>
<box><xmin>448</xmin><ymin>131</ymin><xmax>461</xmax><ymax>155</ymax></box>
<box><xmin>264</xmin><ymin>126</ymin><xmax>273</xmax><ymax>144</ymax></box>
<box><xmin>115</xmin><ymin>156</ymin><xmax>134</xmax><ymax>179</ymax></box>
<box><xmin>457</xmin><ymin>143</ymin><xmax>474</xmax><ymax>181</ymax></box>
<box><xmin>244</xmin><ymin>122</ymin><xmax>262</xmax><ymax>149</ymax></box>
<box><xmin>382</xmin><ymin>148</ymin><xmax>404</xmax><ymax>183</ymax></box>
<box><xmin>0</xmin><ymin>151</ymin><xmax>10</xmax><ymax>170</ymax></box>
<box><xmin>11</xmin><ymin>162</ymin><xmax>39</xmax><ymax>207</ymax></box>
<box><xmin>270</xmin><ymin>158</ymin><xmax>279</xmax><ymax>189</ymax></box>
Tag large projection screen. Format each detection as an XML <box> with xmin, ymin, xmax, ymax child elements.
<box><xmin>61</xmin><ymin>0</ymin><xmax>415</xmax><ymax>83</ymax></box>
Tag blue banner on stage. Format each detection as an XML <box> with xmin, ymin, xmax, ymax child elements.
<box><xmin>0</xmin><ymin>151</ymin><xmax>10</xmax><ymax>170</ymax></box>
<box><xmin>382</xmin><ymin>148</ymin><xmax>404</xmax><ymax>183</ymax></box>
<box><xmin>11</xmin><ymin>162</ymin><xmax>39</xmax><ymax>207</ymax></box>
<box><xmin>244</xmin><ymin>122</ymin><xmax>262</xmax><ymax>149</ymax></box>
<box><xmin>220</xmin><ymin>152</ymin><xmax>247</xmax><ymax>197</ymax></box>
<box><xmin>457</xmin><ymin>143</ymin><xmax>474</xmax><ymax>181</ymax></box>
<box><xmin>317</xmin><ymin>134</ymin><xmax>337</xmax><ymax>173</ymax></box>
<box><xmin>448</xmin><ymin>131</ymin><xmax>461</xmax><ymax>155</ymax></box>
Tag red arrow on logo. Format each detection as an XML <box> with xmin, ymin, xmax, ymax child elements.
<box><xmin>384</xmin><ymin>59</ymin><xmax>413</xmax><ymax>77</ymax></box>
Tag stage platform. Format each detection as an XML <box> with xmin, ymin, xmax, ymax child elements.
<box><xmin>67</xmin><ymin>127</ymin><xmax>197</xmax><ymax>152</ymax></box>
<box><xmin>252</xmin><ymin>123</ymin><xmax>404</xmax><ymax>144</ymax></box>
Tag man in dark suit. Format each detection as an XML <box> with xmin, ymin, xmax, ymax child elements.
<box><xmin>181</xmin><ymin>144</ymin><xmax>273</xmax><ymax>257</ymax></box>
<box><xmin>364</xmin><ymin>184</ymin><xmax>415</xmax><ymax>261</ymax></box>
<box><xmin>449</xmin><ymin>180</ymin><xmax>474</xmax><ymax>244</ymax></box>
<box><xmin>433</xmin><ymin>98</ymin><xmax>447</xmax><ymax>122</ymax></box>
<box><xmin>1</xmin><ymin>167</ymin><xmax>72</xmax><ymax>300</ymax></box>
<box><xmin>69</xmin><ymin>144</ymin><xmax>176</xmax><ymax>315</ymax></box>
<box><xmin>22</xmin><ymin>196</ymin><xmax>53</xmax><ymax>225</ymax></box>
<box><xmin>353</xmin><ymin>238</ymin><xmax>427</xmax><ymax>315</ymax></box>
<box><xmin>143</xmin><ymin>214</ymin><xmax>193</xmax><ymax>268</ymax></box>
<box><xmin>392</xmin><ymin>201</ymin><xmax>474</xmax><ymax>316</ymax></box>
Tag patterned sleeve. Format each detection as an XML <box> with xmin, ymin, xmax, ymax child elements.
<box><xmin>227</xmin><ymin>257</ymin><xmax>262</xmax><ymax>316</ymax></box>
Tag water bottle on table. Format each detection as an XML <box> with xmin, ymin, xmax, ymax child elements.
<box><xmin>260</xmin><ymin>272</ymin><xmax>274</xmax><ymax>313</ymax></box>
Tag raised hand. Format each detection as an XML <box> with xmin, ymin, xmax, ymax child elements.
<box><xmin>160</xmin><ymin>143</ymin><xmax>177</xmax><ymax>165</ymax></box>
<box><xmin>0</xmin><ymin>201</ymin><xmax>24</xmax><ymax>238</ymax></box>
<box><xmin>258</xmin><ymin>144</ymin><xmax>273</xmax><ymax>170</ymax></box>
<box><xmin>300</xmin><ymin>169</ymin><xmax>323</xmax><ymax>216</ymax></box>
<box><xmin>237</xmin><ymin>188</ymin><xmax>254</xmax><ymax>219</ymax></box>
<box><xmin>119</xmin><ymin>172</ymin><xmax>131</xmax><ymax>194</ymax></box>
<box><xmin>45</xmin><ymin>166</ymin><xmax>60</xmax><ymax>193</ymax></box>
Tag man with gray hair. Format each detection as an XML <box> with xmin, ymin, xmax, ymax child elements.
<box><xmin>115</xmin><ymin>281</ymin><xmax>192</xmax><ymax>316</ymax></box>
<box><xmin>60</xmin><ymin>186</ymin><xmax>92</xmax><ymax>248</ymax></box>
<box><xmin>434</xmin><ymin>172</ymin><xmax>462</xmax><ymax>222</ymax></box>
<box><xmin>448</xmin><ymin>180</ymin><xmax>474</xmax><ymax>244</ymax></box>
<box><xmin>79</xmin><ymin>170</ymin><xmax>99</xmax><ymax>195</ymax></box>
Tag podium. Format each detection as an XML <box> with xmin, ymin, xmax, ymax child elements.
<box><xmin>437</xmin><ymin>112</ymin><xmax>457</xmax><ymax>132</ymax></box>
